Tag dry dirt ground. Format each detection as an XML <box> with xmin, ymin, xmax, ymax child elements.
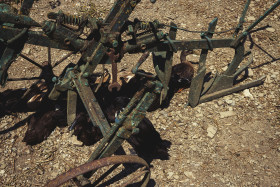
<box><xmin>0</xmin><ymin>0</ymin><xmax>280</xmax><ymax>186</ymax></box>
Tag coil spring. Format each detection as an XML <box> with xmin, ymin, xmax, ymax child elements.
<box><xmin>48</xmin><ymin>11</ymin><xmax>85</xmax><ymax>26</ymax></box>
<box><xmin>138</xmin><ymin>20</ymin><xmax>161</xmax><ymax>31</ymax></box>
<box><xmin>61</xmin><ymin>14</ymin><xmax>85</xmax><ymax>26</ymax></box>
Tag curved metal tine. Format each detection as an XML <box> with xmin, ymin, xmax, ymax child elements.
<box><xmin>234</xmin><ymin>51</ymin><xmax>253</xmax><ymax>78</ymax></box>
<box><xmin>233</xmin><ymin>0</ymin><xmax>251</xmax><ymax>37</ymax></box>
<box><xmin>19</xmin><ymin>54</ymin><xmax>44</xmax><ymax>69</ymax></box>
<box><xmin>53</xmin><ymin>51</ymin><xmax>74</xmax><ymax>68</ymax></box>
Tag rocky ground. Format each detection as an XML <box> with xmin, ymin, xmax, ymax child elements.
<box><xmin>0</xmin><ymin>0</ymin><xmax>279</xmax><ymax>186</ymax></box>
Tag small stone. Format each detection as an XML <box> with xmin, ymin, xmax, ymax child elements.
<box><xmin>265</xmin><ymin>76</ymin><xmax>272</xmax><ymax>83</ymax></box>
<box><xmin>51</xmin><ymin>171</ymin><xmax>59</xmax><ymax>178</ymax></box>
<box><xmin>0</xmin><ymin>170</ymin><xmax>5</xmax><ymax>175</ymax></box>
<box><xmin>248</xmin><ymin>68</ymin><xmax>253</xmax><ymax>77</ymax></box>
<box><xmin>184</xmin><ymin>171</ymin><xmax>196</xmax><ymax>179</ymax></box>
<box><xmin>217</xmin><ymin>100</ymin><xmax>223</xmax><ymax>106</ymax></box>
<box><xmin>0</xmin><ymin>122</ymin><xmax>8</xmax><ymax>129</ymax></box>
<box><xmin>22</xmin><ymin>48</ymin><xmax>31</xmax><ymax>55</ymax></box>
<box><xmin>167</xmin><ymin>172</ymin><xmax>174</xmax><ymax>179</ymax></box>
<box><xmin>220</xmin><ymin>111</ymin><xmax>236</xmax><ymax>118</ymax></box>
<box><xmin>207</xmin><ymin>125</ymin><xmax>217</xmax><ymax>138</ymax></box>
<box><xmin>247</xmin><ymin>16</ymin><xmax>255</xmax><ymax>21</ymax></box>
<box><xmin>0</xmin><ymin>163</ymin><xmax>6</xmax><ymax>169</ymax></box>
<box><xmin>225</xmin><ymin>99</ymin><xmax>235</xmax><ymax>105</ymax></box>
<box><xmin>266</xmin><ymin>27</ymin><xmax>275</xmax><ymax>32</ymax></box>
<box><xmin>192</xmin><ymin>122</ymin><xmax>198</xmax><ymax>126</ymax></box>
<box><xmin>192</xmin><ymin>134</ymin><xmax>199</xmax><ymax>139</ymax></box>
<box><xmin>196</xmin><ymin>113</ymin><xmax>203</xmax><ymax>117</ymax></box>
<box><xmin>243</xmin><ymin>89</ymin><xmax>253</xmax><ymax>98</ymax></box>
<box><xmin>181</xmin><ymin>23</ymin><xmax>187</xmax><ymax>27</ymax></box>
<box><xmin>69</xmin><ymin>136</ymin><xmax>83</xmax><ymax>146</ymax></box>
<box><xmin>190</xmin><ymin>145</ymin><xmax>198</xmax><ymax>151</ymax></box>
<box><xmin>222</xmin><ymin>66</ymin><xmax>228</xmax><ymax>71</ymax></box>
<box><xmin>268</xmin><ymin>94</ymin><xmax>275</xmax><ymax>99</ymax></box>
<box><xmin>154</xmin><ymin>113</ymin><xmax>159</xmax><ymax>119</ymax></box>
<box><xmin>271</xmin><ymin>71</ymin><xmax>279</xmax><ymax>79</ymax></box>
<box><xmin>174</xmin><ymin>175</ymin><xmax>179</xmax><ymax>180</ymax></box>
<box><xmin>224</xmin><ymin>123</ymin><xmax>232</xmax><ymax>126</ymax></box>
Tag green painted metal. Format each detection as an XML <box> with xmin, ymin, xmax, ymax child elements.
<box><xmin>189</xmin><ymin>18</ymin><xmax>218</xmax><ymax>108</ymax></box>
<box><xmin>233</xmin><ymin>0</ymin><xmax>251</xmax><ymax>37</ymax></box>
<box><xmin>153</xmin><ymin>22</ymin><xmax>177</xmax><ymax>104</ymax></box>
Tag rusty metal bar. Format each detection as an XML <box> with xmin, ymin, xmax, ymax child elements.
<box><xmin>45</xmin><ymin>155</ymin><xmax>150</xmax><ymax>187</ymax></box>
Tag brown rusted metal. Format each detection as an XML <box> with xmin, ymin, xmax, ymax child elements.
<box><xmin>45</xmin><ymin>155</ymin><xmax>150</xmax><ymax>187</ymax></box>
<box><xmin>107</xmin><ymin>48</ymin><xmax>121</xmax><ymax>92</ymax></box>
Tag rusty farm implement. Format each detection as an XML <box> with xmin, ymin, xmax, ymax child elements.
<box><xmin>0</xmin><ymin>0</ymin><xmax>279</xmax><ymax>186</ymax></box>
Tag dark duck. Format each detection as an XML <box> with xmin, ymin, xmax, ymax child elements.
<box><xmin>171</xmin><ymin>50</ymin><xmax>194</xmax><ymax>92</ymax></box>
<box><xmin>70</xmin><ymin>96</ymin><xmax>169</xmax><ymax>160</ymax></box>
<box><xmin>23</xmin><ymin>108</ymin><xmax>67</xmax><ymax>145</ymax></box>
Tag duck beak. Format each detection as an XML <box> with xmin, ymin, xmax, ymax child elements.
<box><xmin>177</xmin><ymin>88</ymin><xmax>185</xmax><ymax>93</ymax></box>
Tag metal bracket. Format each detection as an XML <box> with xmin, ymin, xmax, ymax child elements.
<box><xmin>152</xmin><ymin>22</ymin><xmax>177</xmax><ymax>104</ymax></box>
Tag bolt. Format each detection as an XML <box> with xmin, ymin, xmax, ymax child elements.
<box><xmin>132</xmin><ymin>128</ymin><xmax>140</xmax><ymax>135</ymax></box>
<box><xmin>52</xmin><ymin>77</ymin><xmax>57</xmax><ymax>83</ymax></box>
<box><xmin>112</xmin><ymin>40</ymin><xmax>118</xmax><ymax>48</ymax></box>
<box><xmin>127</xmin><ymin>25</ymin><xmax>134</xmax><ymax>35</ymax></box>
<box><xmin>141</xmin><ymin>44</ymin><xmax>146</xmax><ymax>50</ymax></box>
<box><xmin>64</xmin><ymin>38</ymin><xmax>71</xmax><ymax>45</ymax></box>
<box><xmin>130</xmin><ymin>0</ymin><xmax>136</xmax><ymax>7</ymax></box>
<box><xmin>83</xmin><ymin>72</ymin><xmax>89</xmax><ymax>78</ymax></box>
<box><xmin>157</xmin><ymin>31</ymin><xmax>164</xmax><ymax>39</ymax></box>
